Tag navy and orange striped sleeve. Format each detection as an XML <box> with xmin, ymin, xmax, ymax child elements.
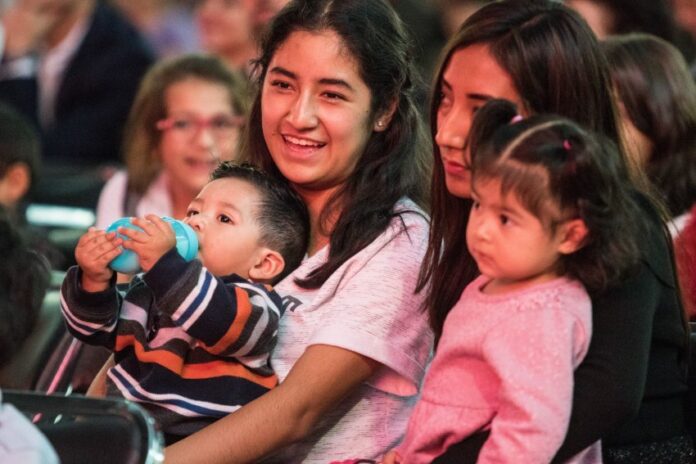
<box><xmin>144</xmin><ymin>250</ymin><xmax>283</xmax><ymax>359</ymax></box>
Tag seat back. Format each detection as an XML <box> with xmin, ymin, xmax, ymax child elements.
<box><xmin>0</xmin><ymin>289</ymin><xmax>65</xmax><ymax>389</ymax></box>
<box><xmin>3</xmin><ymin>389</ymin><xmax>164</xmax><ymax>464</ymax></box>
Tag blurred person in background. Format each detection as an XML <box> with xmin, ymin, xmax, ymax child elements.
<box><xmin>111</xmin><ymin>0</ymin><xmax>199</xmax><ymax>58</ymax></box>
<box><xmin>0</xmin><ymin>0</ymin><xmax>154</xmax><ymax>209</ymax></box>
<box><xmin>195</xmin><ymin>0</ymin><xmax>257</xmax><ymax>74</ymax></box>
<box><xmin>566</xmin><ymin>0</ymin><xmax>696</xmax><ymax>70</ymax></box>
<box><xmin>432</xmin><ymin>0</ymin><xmax>494</xmax><ymax>38</ymax></box>
<box><xmin>95</xmin><ymin>53</ymin><xmax>248</xmax><ymax>229</ymax></box>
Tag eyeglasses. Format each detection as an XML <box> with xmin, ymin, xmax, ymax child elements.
<box><xmin>156</xmin><ymin>115</ymin><xmax>243</xmax><ymax>140</ymax></box>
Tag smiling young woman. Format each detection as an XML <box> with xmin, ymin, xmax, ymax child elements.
<box><xmin>165</xmin><ymin>1</ymin><xmax>433</xmax><ymax>462</ymax></box>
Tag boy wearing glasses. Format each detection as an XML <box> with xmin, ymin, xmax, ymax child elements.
<box><xmin>61</xmin><ymin>162</ymin><xmax>308</xmax><ymax>444</ymax></box>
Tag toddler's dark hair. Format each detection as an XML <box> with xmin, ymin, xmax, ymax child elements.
<box><xmin>468</xmin><ymin>99</ymin><xmax>646</xmax><ymax>291</ymax></box>
<box><xmin>211</xmin><ymin>162</ymin><xmax>309</xmax><ymax>283</ymax></box>
<box><xmin>0</xmin><ymin>207</ymin><xmax>50</xmax><ymax>367</ymax></box>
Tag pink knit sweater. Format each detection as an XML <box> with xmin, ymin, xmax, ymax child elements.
<box><xmin>399</xmin><ymin>275</ymin><xmax>602</xmax><ymax>463</ymax></box>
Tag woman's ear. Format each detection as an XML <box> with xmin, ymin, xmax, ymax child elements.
<box><xmin>373</xmin><ymin>98</ymin><xmax>398</xmax><ymax>132</ymax></box>
<box><xmin>248</xmin><ymin>248</ymin><xmax>286</xmax><ymax>283</ymax></box>
<box><xmin>557</xmin><ymin>219</ymin><xmax>589</xmax><ymax>255</ymax></box>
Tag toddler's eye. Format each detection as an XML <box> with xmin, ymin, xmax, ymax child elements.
<box><xmin>186</xmin><ymin>210</ymin><xmax>199</xmax><ymax>217</ymax></box>
<box><xmin>500</xmin><ymin>215</ymin><xmax>509</xmax><ymax>225</ymax></box>
<box><xmin>218</xmin><ymin>214</ymin><xmax>232</xmax><ymax>224</ymax></box>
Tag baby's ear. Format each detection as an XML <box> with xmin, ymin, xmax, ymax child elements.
<box><xmin>557</xmin><ymin>219</ymin><xmax>589</xmax><ymax>255</ymax></box>
<box><xmin>248</xmin><ymin>248</ymin><xmax>285</xmax><ymax>283</ymax></box>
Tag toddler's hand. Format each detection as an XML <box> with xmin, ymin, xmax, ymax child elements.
<box><xmin>120</xmin><ymin>215</ymin><xmax>176</xmax><ymax>272</ymax></box>
<box><xmin>75</xmin><ymin>227</ymin><xmax>121</xmax><ymax>292</ymax></box>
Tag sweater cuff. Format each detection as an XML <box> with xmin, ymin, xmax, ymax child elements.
<box><xmin>65</xmin><ymin>266</ymin><xmax>118</xmax><ymax>316</ymax></box>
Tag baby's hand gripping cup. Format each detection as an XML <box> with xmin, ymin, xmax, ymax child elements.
<box><xmin>106</xmin><ymin>217</ymin><xmax>199</xmax><ymax>274</ymax></box>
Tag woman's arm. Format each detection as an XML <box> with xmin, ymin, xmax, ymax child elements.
<box><xmin>165</xmin><ymin>344</ymin><xmax>380</xmax><ymax>463</ymax></box>
<box><xmin>552</xmin><ymin>260</ymin><xmax>658</xmax><ymax>460</ymax></box>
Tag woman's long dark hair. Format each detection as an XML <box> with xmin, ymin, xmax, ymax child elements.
<box><xmin>418</xmin><ymin>0</ymin><xmax>624</xmax><ymax>341</ymax></box>
<box><xmin>242</xmin><ymin>0</ymin><xmax>431</xmax><ymax>289</ymax></box>
<box><xmin>603</xmin><ymin>33</ymin><xmax>696</xmax><ymax>217</ymax></box>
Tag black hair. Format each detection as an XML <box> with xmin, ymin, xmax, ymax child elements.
<box><xmin>468</xmin><ymin>99</ymin><xmax>645</xmax><ymax>291</ymax></box>
<box><xmin>211</xmin><ymin>161</ymin><xmax>309</xmax><ymax>283</ymax></box>
<box><xmin>0</xmin><ymin>207</ymin><xmax>50</xmax><ymax>367</ymax></box>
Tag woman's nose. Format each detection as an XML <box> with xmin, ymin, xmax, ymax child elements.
<box><xmin>286</xmin><ymin>92</ymin><xmax>318</xmax><ymax>129</ymax></box>
<box><xmin>435</xmin><ymin>107</ymin><xmax>470</xmax><ymax>152</ymax></box>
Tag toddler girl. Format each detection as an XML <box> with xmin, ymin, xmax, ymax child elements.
<box><xmin>392</xmin><ymin>99</ymin><xmax>646</xmax><ymax>463</ymax></box>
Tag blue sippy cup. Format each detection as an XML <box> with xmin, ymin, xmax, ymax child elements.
<box><xmin>106</xmin><ymin>217</ymin><xmax>199</xmax><ymax>274</ymax></box>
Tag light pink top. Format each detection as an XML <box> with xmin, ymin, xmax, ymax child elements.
<box><xmin>266</xmin><ymin>199</ymin><xmax>433</xmax><ymax>463</ymax></box>
<box><xmin>399</xmin><ymin>275</ymin><xmax>601</xmax><ymax>464</ymax></box>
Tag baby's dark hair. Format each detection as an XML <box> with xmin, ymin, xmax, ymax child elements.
<box><xmin>210</xmin><ymin>162</ymin><xmax>309</xmax><ymax>283</ymax></box>
<box><xmin>468</xmin><ymin>99</ymin><xmax>646</xmax><ymax>291</ymax></box>
<box><xmin>0</xmin><ymin>207</ymin><xmax>50</xmax><ymax>367</ymax></box>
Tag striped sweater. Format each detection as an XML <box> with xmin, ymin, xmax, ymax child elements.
<box><xmin>60</xmin><ymin>249</ymin><xmax>283</xmax><ymax>436</ymax></box>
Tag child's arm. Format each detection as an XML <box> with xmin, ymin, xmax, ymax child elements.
<box><xmin>119</xmin><ymin>214</ymin><xmax>280</xmax><ymax>357</ymax></box>
<box><xmin>60</xmin><ymin>228</ymin><xmax>124</xmax><ymax>348</ymax></box>
<box><xmin>479</xmin><ymin>308</ymin><xmax>590</xmax><ymax>463</ymax></box>
<box><xmin>143</xmin><ymin>249</ymin><xmax>282</xmax><ymax>359</ymax></box>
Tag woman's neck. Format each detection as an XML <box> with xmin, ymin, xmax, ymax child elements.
<box><xmin>297</xmin><ymin>186</ymin><xmax>342</xmax><ymax>256</ymax></box>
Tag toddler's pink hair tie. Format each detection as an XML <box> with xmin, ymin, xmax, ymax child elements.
<box><xmin>510</xmin><ymin>114</ymin><xmax>524</xmax><ymax>124</ymax></box>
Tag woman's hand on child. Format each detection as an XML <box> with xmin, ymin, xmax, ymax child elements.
<box><xmin>119</xmin><ymin>215</ymin><xmax>176</xmax><ymax>272</ymax></box>
<box><xmin>380</xmin><ymin>450</ymin><xmax>402</xmax><ymax>464</ymax></box>
<box><xmin>75</xmin><ymin>227</ymin><xmax>121</xmax><ymax>292</ymax></box>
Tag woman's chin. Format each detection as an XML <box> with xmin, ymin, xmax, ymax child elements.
<box><xmin>444</xmin><ymin>176</ymin><xmax>472</xmax><ymax>199</ymax></box>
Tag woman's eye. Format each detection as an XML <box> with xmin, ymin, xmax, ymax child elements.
<box><xmin>270</xmin><ymin>80</ymin><xmax>291</xmax><ymax>90</ymax></box>
<box><xmin>438</xmin><ymin>92</ymin><xmax>452</xmax><ymax>110</ymax></box>
<box><xmin>323</xmin><ymin>91</ymin><xmax>345</xmax><ymax>101</ymax></box>
<box><xmin>500</xmin><ymin>215</ymin><xmax>509</xmax><ymax>225</ymax></box>
<box><xmin>472</xmin><ymin>201</ymin><xmax>481</xmax><ymax>210</ymax></box>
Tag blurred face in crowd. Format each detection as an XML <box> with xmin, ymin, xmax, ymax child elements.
<box><xmin>196</xmin><ymin>0</ymin><xmax>255</xmax><ymax>62</ymax></box>
<box><xmin>251</xmin><ymin>0</ymin><xmax>289</xmax><ymax>32</ymax></box>
<box><xmin>435</xmin><ymin>44</ymin><xmax>522</xmax><ymax>198</ymax></box>
<box><xmin>158</xmin><ymin>77</ymin><xmax>239</xmax><ymax>197</ymax></box>
<box><xmin>566</xmin><ymin>0</ymin><xmax>616</xmax><ymax>38</ymax></box>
